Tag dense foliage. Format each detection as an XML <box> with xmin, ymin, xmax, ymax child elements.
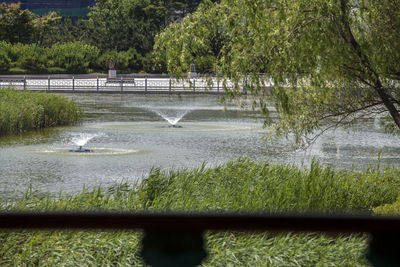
<box><xmin>83</xmin><ymin>0</ymin><xmax>207</xmax><ymax>52</ymax></box>
<box><xmin>84</xmin><ymin>0</ymin><xmax>158</xmax><ymax>53</ymax></box>
<box><xmin>0</xmin><ymin>41</ymin><xmax>143</xmax><ymax>74</ymax></box>
<box><xmin>0</xmin><ymin>159</ymin><xmax>399</xmax><ymax>265</ymax></box>
<box><xmin>0</xmin><ymin>3</ymin><xmax>36</xmax><ymax>44</ymax></box>
<box><xmin>374</xmin><ymin>194</ymin><xmax>400</xmax><ymax>216</ymax></box>
<box><xmin>0</xmin><ymin>1</ymin><xmax>214</xmax><ymax>74</ymax></box>
<box><xmin>139</xmin><ymin>159</ymin><xmax>400</xmax><ymax>213</ymax></box>
<box><xmin>0</xmin><ymin>89</ymin><xmax>81</xmax><ymax>135</ymax></box>
<box><xmin>153</xmin><ymin>1</ymin><xmax>229</xmax><ymax>74</ymax></box>
<box><xmin>155</xmin><ymin>0</ymin><xmax>400</xmax><ymax>146</ymax></box>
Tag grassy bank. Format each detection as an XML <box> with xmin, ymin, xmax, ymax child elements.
<box><xmin>0</xmin><ymin>88</ymin><xmax>81</xmax><ymax>136</ymax></box>
<box><xmin>1</xmin><ymin>159</ymin><xmax>400</xmax><ymax>265</ymax></box>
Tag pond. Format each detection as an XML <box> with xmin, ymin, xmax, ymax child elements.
<box><xmin>0</xmin><ymin>93</ymin><xmax>399</xmax><ymax>198</ymax></box>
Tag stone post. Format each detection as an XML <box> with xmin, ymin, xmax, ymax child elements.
<box><xmin>188</xmin><ymin>63</ymin><xmax>197</xmax><ymax>79</ymax></box>
<box><xmin>108</xmin><ymin>58</ymin><xmax>117</xmax><ymax>78</ymax></box>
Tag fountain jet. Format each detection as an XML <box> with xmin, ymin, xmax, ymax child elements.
<box><xmin>69</xmin><ymin>133</ymin><xmax>97</xmax><ymax>153</ymax></box>
<box><xmin>150</xmin><ymin>108</ymin><xmax>191</xmax><ymax>128</ymax></box>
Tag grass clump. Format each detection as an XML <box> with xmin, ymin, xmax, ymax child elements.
<box><xmin>1</xmin><ymin>159</ymin><xmax>400</xmax><ymax>266</ymax></box>
<box><xmin>0</xmin><ymin>88</ymin><xmax>81</xmax><ymax>136</ymax></box>
<box><xmin>374</xmin><ymin>193</ymin><xmax>400</xmax><ymax>216</ymax></box>
<box><xmin>139</xmin><ymin>159</ymin><xmax>400</xmax><ymax>213</ymax></box>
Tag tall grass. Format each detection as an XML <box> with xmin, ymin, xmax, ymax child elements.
<box><xmin>0</xmin><ymin>88</ymin><xmax>81</xmax><ymax>136</ymax></box>
<box><xmin>1</xmin><ymin>159</ymin><xmax>400</xmax><ymax>266</ymax></box>
<box><xmin>139</xmin><ymin>159</ymin><xmax>400</xmax><ymax>213</ymax></box>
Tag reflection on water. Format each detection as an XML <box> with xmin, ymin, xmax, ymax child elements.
<box><xmin>86</xmin><ymin>121</ymin><xmax>261</xmax><ymax>132</ymax></box>
<box><xmin>32</xmin><ymin>147</ymin><xmax>142</xmax><ymax>156</ymax></box>
<box><xmin>0</xmin><ymin>94</ymin><xmax>399</xmax><ymax>198</ymax></box>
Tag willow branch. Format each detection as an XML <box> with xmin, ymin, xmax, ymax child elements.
<box><xmin>319</xmin><ymin>101</ymin><xmax>384</xmax><ymax>120</ymax></box>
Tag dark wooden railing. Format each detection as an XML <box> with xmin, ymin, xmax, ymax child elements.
<box><xmin>0</xmin><ymin>212</ymin><xmax>399</xmax><ymax>267</ymax></box>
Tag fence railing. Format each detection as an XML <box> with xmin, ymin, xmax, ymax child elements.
<box><xmin>0</xmin><ymin>74</ymin><xmax>245</xmax><ymax>94</ymax></box>
<box><xmin>0</xmin><ymin>212</ymin><xmax>399</xmax><ymax>267</ymax></box>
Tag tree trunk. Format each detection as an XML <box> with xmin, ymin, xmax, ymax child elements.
<box><xmin>338</xmin><ymin>0</ymin><xmax>400</xmax><ymax>129</ymax></box>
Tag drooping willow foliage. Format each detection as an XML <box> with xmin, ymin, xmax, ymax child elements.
<box><xmin>154</xmin><ymin>0</ymin><xmax>400</xmax><ymax>146</ymax></box>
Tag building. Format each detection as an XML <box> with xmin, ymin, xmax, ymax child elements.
<box><xmin>0</xmin><ymin>0</ymin><xmax>96</xmax><ymax>17</ymax></box>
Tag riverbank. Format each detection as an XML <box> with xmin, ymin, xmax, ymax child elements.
<box><xmin>1</xmin><ymin>159</ymin><xmax>399</xmax><ymax>265</ymax></box>
<box><xmin>0</xmin><ymin>88</ymin><xmax>81</xmax><ymax>136</ymax></box>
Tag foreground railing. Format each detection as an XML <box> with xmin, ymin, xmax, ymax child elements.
<box><xmin>0</xmin><ymin>212</ymin><xmax>399</xmax><ymax>266</ymax></box>
<box><xmin>0</xmin><ymin>74</ymin><xmax>248</xmax><ymax>94</ymax></box>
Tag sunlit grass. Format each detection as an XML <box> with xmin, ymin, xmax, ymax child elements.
<box><xmin>1</xmin><ymin>159</ymin><xmax>399</xmax><ymax>266</ymax></box>
<box><xmin>0</xmin><ymin>88</ymin><xmax>81</xmax><ymax>136</ymax></box>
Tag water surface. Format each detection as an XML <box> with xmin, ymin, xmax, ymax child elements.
<box><xmin>0</xmin><ymin>94</ymin><xmax>398</xmax><ymax>198</ymax></box>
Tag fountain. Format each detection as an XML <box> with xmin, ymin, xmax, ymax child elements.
<box><xmin>5</xmin><ymin>93</ymin><xmax>400</xmax><ymax>201</ymax></box>
<box><xmin>150</xmin><ymin>108</ymin><xmax>192</xmax><ymax>128</ymax></box>
<box><xmin>69</xmin><ymin>146</ymin><xmax>93</xmax><ymax>153</ymax></box>
<box><xmin>69</xmin><ymin>133</ymin><xmax>97</xmax><ymax>153</ymax></box>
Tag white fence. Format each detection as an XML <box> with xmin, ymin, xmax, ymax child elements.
<box><xmin>0</xmin><ymin>75</ymin><xmax>243</xmax><ymax>94</ymax></box>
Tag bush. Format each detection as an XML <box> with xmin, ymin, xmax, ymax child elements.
<box><xmin>8</xmin><ymin>67</ymin><xmax>27</xmax><ymax>74</ymax></box>
<box><xmin>0</xmin><ymin>49</ymin><xmax>10</xmax><ymax>72</ymax></box>
<box><xmin>9</xmin><ymin>43</ymin><xmax>48</xmax><ymax>73</ymax></box>
<box><xmin>374</xmin><ymin>193</ymin><xmax>400</xmax><ymax>215</ymax></box>
<box><xmin>48</xmin><ymin>42</ymin><xmax>99</xmax><ymax>73</ymax></box>
<box><xmin>0</xmin><ymin>41</ymin><xmax>151</xmax><ymax>74</ymax></box>
<box><xmin>142</xmin><ymin>52</ymin><xmax>162</xmax><ymax>73</ymax></box>
<box><xmin>46</xmin><ymin>66</ymin><xmax>67</xmax><ymax>74</ymax></box>
<box><xmin>97</xmin><ymin>48</ymin><xmax>142</xmax><ymax>73</ymax></box>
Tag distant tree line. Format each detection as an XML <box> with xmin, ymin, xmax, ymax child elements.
<box><xmin>0</xmin><ymin>1</ymin><xmax>215</xmax><ymax>74</ymax></box>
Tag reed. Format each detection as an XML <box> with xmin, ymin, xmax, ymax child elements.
<box><xmin>0</xmin><ymin>88</ymin><xmax>81</xmax><ymax>136</ymax></box>
<box><xmin>1</xmin><ymin>159</ymin><xmax>399</xmax><ymax>266</ymax></box>
<box><xmin>138</xmin><ymin>159</ymin><xmax>400</xmax><ymax>213</ymax></box>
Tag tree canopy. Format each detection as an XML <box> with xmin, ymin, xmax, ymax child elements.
<box><xmin>153</xmin><ymin>1</ymin><xmax>229</xmax><ymax>73</ymax></box>
<box><xmin>83</xmin><ymin>0</ymin><xmax>157</xmax><ymax>53</ymax></box>
<box><xmin>155</xmin><ymin>0</ymin><xmax>400</xmax><ymax>146</ymax></box>
<box><xmin>0</xmin><ymin>2</ymin><xmax>35</xmax><ymax>44</ymax></box>
<box><xmin>0</xmin><ymin>1</ymin><xmax>210</xmax><ymax>73</ymax></box>
<box><xmin>83</xmin><ymin>0</ymin><xmax>211</xmax><ymax>53</ymax></box>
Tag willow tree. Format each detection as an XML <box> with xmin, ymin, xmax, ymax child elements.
<box><xmin>154</xmin><ymin>0</ymin><xmax>400</xmax><ymax>146</ymax></box>
<box><xmin>152</xmin><ymin>1</ymin><xmax>230</xmax><ymax>73</ymax></box>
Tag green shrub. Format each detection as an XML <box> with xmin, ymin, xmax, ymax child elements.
<box><xmin>48</xmin><ymin>42</ymin><xmax>99</xmax><ymax>73</ymax></box>
<box><xmin>97</xmin><ymin>48</ymin><xmax>142</xmax><ymax>73</ymax></box>
<box><xmin>0</xmin><ymin>41</ymin><xmax>12</xmax><ymax>73</ymax></box>
<box><xmin>8</xmin><ymin>67</ymin><xmax>27</xmax><ymax>74</ymax></box>
<box><xmin>142</xmin><ymin>52</ymin><xmax>161</xmax><ymax>73</ymax></box>
<box><xmin>8</xmin><ymin>43</ymin><xmax>48</xmax><ymax>73</ymax></box>
<box><xmin>0</xmin><ymin>49</ymin><xmax>10</xmax><ymax>72</ymax></box>
<box><xmin>374</xmin><ymin>193</ymin><xmax>400</xmax><ymax>215</ymax></box>
<box><xmin>17</xmin><ymin>45</ymin><xmax>47</xmax><ymax>73</ymax></box>
<box><xmin>0</xmin><ymin>42</ymin><xmax>100</xmax><ymax>74</ymax></box>
<box><xmin>46</xmin><ymin>66</ymin><xmax>67</xmax><ymax>74</ymax></box>
<box><xmin>0</xmin><ymin>41</ymin><xmax>150</xmax><ymax>74</ymax></box>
